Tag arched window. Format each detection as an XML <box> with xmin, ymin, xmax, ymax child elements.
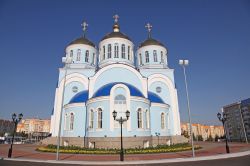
<box><xmin>77</xmin><ymin>49</ymin><xmax>81</xmax><ymax>61</ymax></box>
<box><xmin>121</xmin><ymin>44</ymin><xmax>125</xmax><ymax>59</ymax></box>
<box><xmin>153</xmin><ymin>50</ymin><xmax>157</xmax><ymax>62</ymax></box>
<box><xmin>161</xmin><ymin>51</ymin><xmax>164</xmax><ymax>63</ymax></box>
<box><xmin>89</xmin><ymin>110</ymin><xmax>94</xmax><ymax>129</ymax></box>
<box><xmin>114</xmin><ymin>94</ymin><xmax>127</xmax><ymax>128</ymax></box>
<box><xmin>128</xmin><ymin>46</ymin><xmax>130</xmax><ymax>60</ymax></box>
<box><xmin>146</xmin><ymin>110</ymin><xmax>150</xmax><ymax>129</ymax></box>
<box><xmin>139</xmin><ymin>53</ymin><xmax>142</xmax><ymax>65</ymax></box>
<box><xmin>85</xmin><ymin>50</ymin><xmax>89</xmax><ymax>62</ymax></box>
<box><xmin>108</xmin><ymin>44</ymin><xmax>111</xmax><ymax>58</ymax></box>
<box><xmin>115</xmin><ymin>94</ymin><xmax>126</xmax><ymax>104</ymax></box>
<box><xmin>161</xmin><ymin>113</ymin><xmax>165</xmax><ymax>129</ymax></box>
<box><xmin>70</xmin><ymin>50</ymin><xmax>73</xmax><ymax>57</ymax></box>
<box><xmin>70</xmin><ymin>112</ymin><xmax>74</xmax><ymax>130</ymax></box>
<box><xmin>103</xmin><ymin>46</ymin><xmax>105</xmax><ymax>60</ymax></box>
<box><xmin>114</xmin><ymin>44</ymin><xmax>119</xmax><ymax>58</ymax></box>
<box><xmin>64</xmin><ymin>113</ymin><xmax>69</xmax><ymax>130</ymax></box>
<box><xmin>97</xmin><ymin>108</ymin><xmax>103</xmax><ymax>129</ymax></box>
<box><xmin>137</xmin><ymin>108</ymin><xmax>143</xmax><ymax>128</ymax></box>
<box><xmin>145</xmin><ymin>51</ymin><xmax>149</xmax><ymax>63</ymax></box>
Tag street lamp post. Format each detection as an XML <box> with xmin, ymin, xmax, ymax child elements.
<box><xmin>217</xmin><ymin>111</ymin><xmax>230</xmax><ymax>153</ymax></box>
<box><xmin>155</xmin><ymin>132</ymin><xmax>160</xmax><ymax>146</ymax></box>
<box><xmin>179</xmin><ymin>59</ymin><xmax>195</xmax><ymax>157</ymax></box>
<box><xmin>56</xmin><ymin>57</ymin><xmax>73</xmax><ymax>160</ymax></box>
<box><xmin>112</xmin><ymin>110</ymin><xmax>130</xmax><ymax>161</ymax></box>
<box><xmin>8</xmin><ymin>113</ymin><xmax>23</xmax><ymax>158</ymax></box>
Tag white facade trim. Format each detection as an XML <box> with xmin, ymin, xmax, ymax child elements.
<box><xmin>110</xmin><ymin>84</ymin><xmax>131</xmax><ymax>131</ymax></box>
<box><xmin>88</xmin><ymin>64</ymin><xmax>148</xmax><ymax>98</ymax></box>
<box><xmin>52</xmin><ymin>72</ymin><xmax>88</xmax><ymax>136</ymax></box>
<box><xmin>64</xmin><ymin>103</ymin><xmax>85</xmax><ymax>109</ymax></box>
<box><xmin>148</xmin><ymin>74</ymin><xmax>181</xmax><ymax>135</ymax></box>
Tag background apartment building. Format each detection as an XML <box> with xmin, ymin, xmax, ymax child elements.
<box><xmin>0</xmin><ymin>119</ymin><xmax>14</xmax><ymax>136</ymax></box>
<box><xmin>223</xmin><ymin>98</ymin><xmax>250</xmax><ymax>142</ymax></box>
<box><xmin>181</xmin><ymin>123</ymin><xmax>224</xmax><ymax>141</ymax></box>
<box><xmin>16</xmin><ymin>118</ymin><xmax>51</xmax><ymax>140</ymax></box>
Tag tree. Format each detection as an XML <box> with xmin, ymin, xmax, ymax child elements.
<box><xmin>197</xmin><ymin>135</ymin><xmax>203</xmax><ymax>141</ymax></box>
<box><xmin>182</xmin><ymin>130</ymin><xmax>190</xmax><ymax>138</ymax></box>
<box><xmin>215</xmin><ymin>134</ymin><xmax>219</xmax><ymax>142</ymax></box>
<box><xmin>193</xmin><ymin>133</ymin><xmax>196</xmax><ymax>141</ymax></box>
<box><xmin>207</xmin><ymin>134</ymin><xmax>213</xmax><ymax>141</ymax></box>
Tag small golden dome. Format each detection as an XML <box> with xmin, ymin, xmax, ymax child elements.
<box><xmin>113</xmin><ymin>23</ymin><xmax>120</xmax><ymax>32</ymax></box>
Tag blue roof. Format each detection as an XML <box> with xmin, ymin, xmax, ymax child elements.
<box><xmin>68</xmin><ymin>85</ymin><xmax>165</xmax><ymax>105</ymax></box>
<box><xmin>92</xmin><ymin>82</ymin><xmax>144</xmax><ymax>98</ymax></box>
<box><xmin>69</xmin><ymin>90</ymin><xmax>89</xmax><ymax>104</ymax></box>
<box><xmin>148</xmin><ymin>92</ymin><xmax>165</xmax><ymax>104</ymax></box>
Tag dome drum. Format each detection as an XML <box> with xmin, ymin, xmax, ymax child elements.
<box><xmin>137</xmin><ymin>45</ymin><xmax>168</xmax><ymax>68</ymax></box>
<box><xmin>98</xmin><ymin>38</ymin><xmax>134</xmax><ymax>68</ymax></box>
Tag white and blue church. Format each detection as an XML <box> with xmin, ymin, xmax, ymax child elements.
<box><xmin>49</xmin><ymin>15</ymin><xmax>184</xmax><ymax>148</ymax></box>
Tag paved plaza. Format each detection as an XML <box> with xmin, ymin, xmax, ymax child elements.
<box><xmin>0</xmin><ymin>142</ymin><xmax>250</xmax><ymax>162</ymax></box>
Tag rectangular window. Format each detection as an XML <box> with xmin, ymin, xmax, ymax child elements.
<box><xmin>103</xmin><ymin>46</ymin><xmax>105</xmax><ymax>60</ymax></box>
<box><xmin>89</xmin><ymin>111</ymin><xmax>94</xmax><ymax>129</ymax></box>
<box><xmin>146</xmin><ymin>110</ymin><xmax>150</xmax><ymax>129</ymax></box>
<box><xmin>114</xmin><ymin>44</ymin><xmax>119</xmax><ymax>58</ymax></box>
<box><xmin>139</xmin><ymin>53</ymin><xmax>142</xmax><ymax>65</ymax></box>
<box><xmin>145</xmin><ymin>51</ymin><xmax>149</xmax><ymax>63</ymax></box>
<box><xmin>98</xmin><ymin>110</ymin><xmax>103</xmax><ymax>128</ymax></box>
<box><xmin>77</xmin><ymin>49</ymin><xmax>81</xmax><ymax>61</ymax></box>
<box><xmin>70</xmin><ymin>50</ymin><xmax>73</xmax><ymax>57</ymax></box>
<box><xmin>85</xmin><ymin>50</ymin><xmax>89</xmax><ymax>62</ymax></box>
<box><xmin>122</xmin><ymin>44</ymin><xmax>125</xmax><ymax>59</ymax></box>
<box><xmin>128</xmin><ymin>46</ymin><xmax>130</xmax><ymax>60</ymax></box>
<box><xmin>161</xmin><ymin>51</ymin><xmax>164</xmax><ymax>63</ymax></box>
<box><xmin>108</xmin><ymin>44</ymin><xmax>111</xmax><ymax>58</ymax></box>
<box><xmin>92</xmin><ymin>53</ymin><xmax>95</xmax><ymax>65</ymax></box>
<box><xmin>153</xmin><ymin>50</ymin><xmax>157</xmax><ymax>62</ymax></box>
<box><xmin>138</xmin><ymin>110</ymin><xmax>142</xmax><ymax>128</ymax></box>
<box><xmin>161</xmin><ymin>113</ymin><xmax>165</xmax><ymax>129</ymax></box>
<box><xmin>70</xmin><ymin>113</ymin><xmax>74</xmax><ymax>130</ymax></box>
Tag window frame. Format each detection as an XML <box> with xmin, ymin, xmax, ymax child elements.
<box><xmin>70</xmin><ymin>50</ymin><xmax>73</xmax><ymax>57</ymax></box>
<box><xmin>108</xmin><ymin>44</ymin><xmax>112</xmax><ymax>58</ymax></box>
<box><xmin>145</xmin><ymin>51</ymin><xmax>149</xmax><ymax>63</ymax></box>
<box><xmin>161</xmin><ymin>51</ymin><xmax>164</xmax><ymax>63</ymax></box>
<box><xmin>89</xmin><ymin>110</ymin><xmax>94</xmax><ymax>129</ymax></box>
<box><xmin>139</xmin><ymin>53</ymin><xmax>142</xmax><ymax>65</ymax></box>
<box><xmin>77</xmin><ymin>49</ymin><xmax>81</xmax><ymax>61</ymax></box>
<box><xmin>70</xmin><ymin>112</ymin><xmax>74</xmax><ymax>130</ymax></box>
<box><xmin>146</xmin><ymin>110</ymin><xmax>150</xmax><ymax>129</ymax></box>
<box><xmin>153</xmin><ymin>50</ymin><xmax>158</xmax><ymax>62</ymax></box>
<box><xmin>161</xmin><ymin>112</ymin><xmax>165</xmax><ymax>129</ymax></box>
<box><xmin>97</xmin><ymin>108</ymin><xmax>103</xmax><ymax>129</ymax></box>
<box><xmin>121</xmin><ymin>44</ymin><xmax>125</xmax><ymax>59</ymax></box>
<box><xmin>137</xmin><ymin>108</ymin><xmax>143</xmax><ymax>128</ymax></box>
<box><xmin>114</xmin><ymin>43</ymin><xmax>119</xmax><ymax>58</ymax></box>
<box><xmin>103</xmin><ymin>46</ymin><xmax>105</xmax><ymax>60</ymax></box>
<box><xmin>128</xmin><ymin>46</ymin><xmax>130</xmax><ymax>60</ymax></box>
<box><xmin>85</xmin><ymin>50</ymin><xmax>89</xmax><ymax>62</ymax></box>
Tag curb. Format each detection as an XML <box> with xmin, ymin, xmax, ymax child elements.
<box><xmin>3</xmin><ymin>150</ymin><xmax>250</xmax><ymax>165</ymax></box>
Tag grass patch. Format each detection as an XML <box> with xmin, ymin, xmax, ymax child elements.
<box><xmin>37</xmin><ymin>143</ymin><xmax>201</xmax><ymax>154</ymax></box>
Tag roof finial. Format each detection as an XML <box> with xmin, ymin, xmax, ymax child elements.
<box><xmin>145</xmin><ymin>23</ymin><xmax>152</xmax><ymax>38</ymax></box>
<box><xmin>112</xmin><ymin>14</ymin><xmax>120</xmax><ymax>32</ymax></box>
<box><xmin>81</xmin><ymin>20</ymin><xmax>88</xmax><ymax>38</ymax></box>
<box><xmin>113</xmin><ymin>14</ymin><xmax>119</xmax><ymax>23</ymax></box>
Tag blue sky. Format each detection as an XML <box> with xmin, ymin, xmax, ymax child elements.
<box><xmin>0</xmin><ymin>0</ymin><xmax>249</xmax><ymax>125</ymax></box>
